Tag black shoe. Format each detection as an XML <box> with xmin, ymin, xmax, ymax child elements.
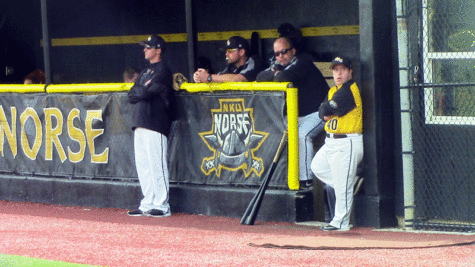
<box><xmin>127</xmin><ymin>209</ymin><xmax>143</xmax><ymax>216</ymax></box>
<box><xmin>321</xmin><ymin>225</ymin><xmax>349</xmax><ymax>231</ymax></box>
<box><xmin>300</xmin><ymin>180</ymin><xmax>313</xmax><ymax>189</ymax></box>
<box><xmin>353</xmin><ymin>177</ymin><xmax>364</xmax><ymax>196</ymax></box>
<box><xmin>145</xmin><ymin>209</ymin><xmax>171</xmax><ymax>217</ymax></box>
<box><xmin>321</xmin><ymin>225</ymin><xmax>339</xmax><ymax>231</ymax></box>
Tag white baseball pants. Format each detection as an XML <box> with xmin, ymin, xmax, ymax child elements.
<box><xmin>134</xmin><ymin>128</ymin><xmax>170</xmax><ymax>213</ymax></box>
<box><xmin>311</xmin><ymin>134</ymin><xmax>363</xmax><ymax>230</ymax></box>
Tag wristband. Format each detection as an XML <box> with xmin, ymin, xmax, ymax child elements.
<box><xmin>207</xmin><ymin>74</ymin><xmax>212</xmax><ymax>82</ymax></box>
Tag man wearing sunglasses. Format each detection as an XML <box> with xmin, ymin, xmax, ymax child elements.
<box><xmin>127</xmin><ymin>35</ymin><xmax>173</xmax><ymax>218</ymax></box>
<box><xmin>257</xmin><ymin>37</ymin><xmax>330</xmax><ymax>189</ymax></box>
<box><xmin>193</xmin><ymin>36</ymin><xmax>261</xmax><ymax>82</ymax></box>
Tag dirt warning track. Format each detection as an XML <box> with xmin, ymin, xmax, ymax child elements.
<box><xmin>0</xmin><ymin>200</ymin><xmax>474</xmax><ymax>267</ymax></box>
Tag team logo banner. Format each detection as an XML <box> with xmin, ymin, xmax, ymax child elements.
<box><xmin>168</xmin><ymin>91</ymin><xmax>288</xmax><ymax>188</ymax></box>
<box><xmin>199</xmin><ymin>98</ymin><xmax>268</xmax><ymax>178</ymax></box>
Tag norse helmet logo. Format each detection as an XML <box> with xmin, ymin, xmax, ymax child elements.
<box><xmin>199</xmin><ymin>98</ymin><xmax>268</xmax><ymax>177</ymax></box>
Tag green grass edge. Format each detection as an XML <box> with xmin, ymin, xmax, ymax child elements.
<box><xmin>0</xmin><ymin>254</ymin><xmax>102</xmax><ymax>267</ymax></box>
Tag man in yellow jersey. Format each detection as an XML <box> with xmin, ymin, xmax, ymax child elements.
<box><xmin>311</xmin><ymin>56</ymin><xmax>363</xmax><ymax>231</ymax></box>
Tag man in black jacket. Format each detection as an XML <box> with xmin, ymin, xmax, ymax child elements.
<box><xmin>127</xmin><ymin>35</ymin><xmax>173</xmax><ymax>217</ymax></box>
<box><xmin>257</xmin><ymin>37</ymin><xmax>329</xmax><ymax>189</ymax></box>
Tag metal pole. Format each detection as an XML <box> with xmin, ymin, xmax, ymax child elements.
<box><xmin>396</xmin><ymin>0</ymin><xmax>415</xmax><ymax>230</ymax></box>
<box><xmin>185</xmin><ymin>0</ymin><xmax>196</xmax><ymax>80</ymax></box>
<box><xmin>40</xmin><ymin>0</ymin><xmax>51</xmax><ymax>85</ymax></box>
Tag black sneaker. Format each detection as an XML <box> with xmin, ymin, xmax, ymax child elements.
<box><xmin>144</xmin><ymin>209</ymin><xmax>171</xmax><ymax>217</ymax></box>
<box><xmin>321</xmin><ymin>225</ymin><xmax>350</xmax><ymax>231</ymax></box>
<box><xmin>127</xmin><ymin>209</ymin><xmax>144</xmax><ymax>216</ymax></box>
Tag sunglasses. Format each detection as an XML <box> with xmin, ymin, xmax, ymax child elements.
<box><xmin>274</xmin><ymin>48</ymin><xmax>292</xmax><ymax>57</ymax></box>
<box><xmin>226</xmin><ymin>48</ymin><xmax>238</xmax><ymax>53</ymax></box>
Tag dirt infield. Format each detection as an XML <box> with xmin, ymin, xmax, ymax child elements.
<box><xmin>0</xmin><ymin>200</ymin><xmax>474</xmax><ymax>266</ymax></box>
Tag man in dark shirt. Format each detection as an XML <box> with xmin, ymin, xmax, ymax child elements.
<box><xmin>257</xmin><ymin>37</ymin><xmax>329</xmax><ymax>188</ymax></box>
<box><xmin>127</xmin><ymin>35</ymin><xmax>173</xmax><ymax>218</ymax></box>
<box><xmin>193</xmin><ymin>36</ymin><xmax>261</xmax><ymax>82</ymax></box>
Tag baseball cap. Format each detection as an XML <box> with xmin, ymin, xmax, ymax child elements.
<box><xmin>139</xmin><ymin>35</ymin><xmax>167</xmax><ymax>51</ymax></box>
<box><xmin>330</xmin><ymin>56</ymin><xmax>352</xmax><ymax>69</ymax></box>
<box><xmin>225</xmin><ymin>36</ymin><xmax>249</xmax><ymax>51</ymax></box>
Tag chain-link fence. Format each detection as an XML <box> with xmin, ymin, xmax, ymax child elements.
<box><xmin>402</xmin><ymin>0</ymin><xmax>475</xmax><ymax>232</ymax></box>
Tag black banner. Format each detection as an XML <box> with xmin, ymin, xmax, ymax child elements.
<box><xmin>168</xmin><ymin>91</ymin><xmax>288</xmax><ymax>188</ymax></box>
<box><xmin>0</xmin><ymin>91</ymin><xmax>288</xmax><ymax>187</ymax></box>
<box><xmin>0</xmin><ymin>92</ymin><xmax>137</xmax><ymax>180</ymax></box>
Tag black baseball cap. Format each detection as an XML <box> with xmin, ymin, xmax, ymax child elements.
<box><xmin>330</xmin><ymin>56</ymin><xmax>352</xmax><ymax>69</ymax></box>
<box><xmin>225</xmin><ymin>36</ymin><xmax>249</xmax><ymax>51</ymax></box>
<box><xmin>139</xmin><ymin>35</ymin><xmax>167</xmax><ymax>51</ymax></box>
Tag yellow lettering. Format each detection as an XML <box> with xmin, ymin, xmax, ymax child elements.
<box><xmin>0</xmin><ymin>106</ymin><xmax>17</xmax><ymax>157</ymax></box>
<box><xmin>67</xmin><ymin>109</ymin><xmax>86</xmax><ymax>163</ymax></box>
<box><xmin>20</xmin><ymin>108</ymin><xmax>42</xmax><ymax>160</ymax></box>
<box><xmin>44</xmin><ymin>108</ymin><xmax>67</xmax><ymax>162</ymax></box>
<box><xmin>86</xmin><ymin>110</ymin><xmax>109</xmax><ymax>164</ymax></box>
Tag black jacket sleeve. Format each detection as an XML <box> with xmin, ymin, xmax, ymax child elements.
<box><xmin>128</xmin><ymin>84</ymin><xmax>147</xmax><ymax>104</ymax></box>
<box><xmin>318</xmin><ymin>96</ymin><xmax>330</xmax><ymax>120</ymax></box>
<box><xmin>318</xmin><ymin>81</ymin><xmax>356</xmax><ymax>118</ymax></box>
<box><xmin>256</xmin><ymin>67</ymin><xmax>276</xmax><ymax>81</ymax></box>
<box><xmin>273</xmin><ymin>55</ymin><xmax>310</xmax><ymax>83</ymax></box>
<box><xmin>128</xmin><ymin>67</ymin><xmax>172</xmax><ymax>106</ymax></box>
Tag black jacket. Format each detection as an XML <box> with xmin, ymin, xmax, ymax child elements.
<box><xmin>256</xmin><ymin>53</ymin><xmax>329</xmax><ymax>117</ymax></box>
<box><xmin>128</xmin><ymin>61</ymin><xmax>173</xmax><ymax>136</ymax></box>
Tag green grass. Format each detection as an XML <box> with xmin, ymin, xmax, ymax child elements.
<box><xmin>0</xmin><ymin>254</ymin><xmax>101</xmax><ymax>267</ymax></box>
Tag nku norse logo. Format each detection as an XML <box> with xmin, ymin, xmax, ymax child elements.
<box><xmin>199</xmin><ymin>98</ymin><xmax>268</xmax><ymax>177</ymax></box>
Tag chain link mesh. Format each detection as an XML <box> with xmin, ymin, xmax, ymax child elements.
<box><xmin>404</xmin><ymin>0</ymin><xmax>475</xmax><ymax>232</ymax></box>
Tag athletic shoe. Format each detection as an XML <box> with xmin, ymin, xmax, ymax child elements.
<box><xmin>127</xmin><ymin>209</ymin><xmax>144</xmax><ymax>216</ymax></box>
<box><xmin>144</xmin><ymin>209</ymin><xmax>171</xmax><ymax>217</ymax></box>
<box><xmin>353</xmin><ymin>177</ymin><xmax>364</xmax><ymax>196</ymax></box>
<box><xmin>321</xmin><ymin>225</ymin><xmax>350</xmax><ymax>231</ymax></box>
<box><xmin>299</xmin><ymin>180</ymin><xmax>313</xmax><ymax>189</ymax></box>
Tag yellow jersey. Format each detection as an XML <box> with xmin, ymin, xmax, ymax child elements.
<box><xmin>322</xmin><ymin>80</ymin><xmax>363</xmax><ymax>134</ymax></box>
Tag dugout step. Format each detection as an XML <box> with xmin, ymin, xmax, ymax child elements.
<box><xmin>170</xmin><ymin>184</ymin><xmax>315</xmax><ymax>223</ymax></box>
